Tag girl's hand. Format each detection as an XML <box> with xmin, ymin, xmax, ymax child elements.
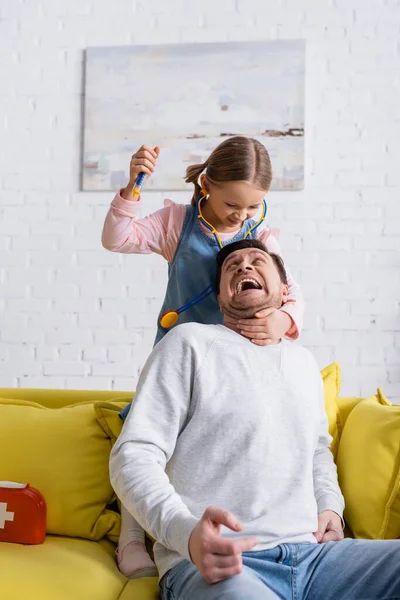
<box><xmin>121</xmin><ymin>144</ymin><xmax>160</xmax><ymax>200</ymax></box>
<box><xmin>237</xmin><ymin>308</ymin><xmax>293</xmax><ymax>346</ymax></box>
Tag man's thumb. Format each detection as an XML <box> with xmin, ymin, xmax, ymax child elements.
<box><xmin>313</xmin><ymin>518</ymin><xmax>327</xmax><ymax>543</ymax></box>
<box><xmin>204</xmin><ymin>506</ymin><xmax>243</xmax><ymax>532</ymax></box>
<box><xmin>313</xmin><ymin>529</ymin><xmax>323</xmax><ymax>542</ymax></box>
<box><xmin>154</xmin><ymin>145</ymin><xmax>160</xmax><ymax>157</ymax></box>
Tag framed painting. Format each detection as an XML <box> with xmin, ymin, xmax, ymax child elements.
<box><xmin>82</xmin><ymin>40</ymin><xmax>305</xmax><ymax>191</ymax></box>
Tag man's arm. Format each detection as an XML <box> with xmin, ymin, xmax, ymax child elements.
<box><xmin>312</xmin><ymin>362</ymin><xmax>345</xmax><ymax>539</ymax></box>
<box><xmin>312</xmin><ymin>362</ymin><xmax>345</xmax><ymax>516</ymax></box>
<box><xmin>109</xmin><ymin>327</ymin><xmax>198</xmax><ymax>561</ymax></box>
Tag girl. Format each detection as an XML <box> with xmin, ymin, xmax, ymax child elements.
<box><xmin>102</xmin><ymin>136</ymin><xmax>304</xmax><ymax>578</ymax></box>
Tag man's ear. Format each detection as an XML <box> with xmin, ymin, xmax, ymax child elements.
<box><xmin>200</xmin><ymin>174</ymin><xmax>209</xmax><ymax>192</ymax></box>
<box><xmin>281</xmin><ymin>284</ymin><xmax>289</xmax><ymax>305</ymax></box>
<box><xmin>217</xmin><ymin>294</ymin><xmax>223</xmax><ymax>312</ymax></box>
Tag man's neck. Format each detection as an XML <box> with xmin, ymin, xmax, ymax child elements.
<box><xmin>222</xmin><ymin>315</ymin><xmax>281</xmax><ymax>345</ymax></box>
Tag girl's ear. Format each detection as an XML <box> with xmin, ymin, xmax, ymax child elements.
<box><xmin>200</xmin><ymin>174</ymin><xmax>209</xmax><ymax>191</ymax></box>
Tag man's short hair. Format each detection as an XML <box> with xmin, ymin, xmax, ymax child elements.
<box><xmin>215</xmin><ymin>239</ymin><xmax>288</xmax><ymax>294</ymax></box>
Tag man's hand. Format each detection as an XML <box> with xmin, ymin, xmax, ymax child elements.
<box><xmin>188</xmin><ymin>506</ymin><xmax>258</xmax><ymax>585</ymax></box>
<box><xmin>313</xmin><ymin>510</ymin><xmax>344</xmax><ymax>543</ymax></box>
<box><xmin>236</xmin><ymin>308</ymin><xmax>293</xmax><ymax>346</ymax></box>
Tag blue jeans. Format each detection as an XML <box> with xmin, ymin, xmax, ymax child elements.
<box><xmin>160</xmin><ymin>539</ymin><xmax>400</xmax><ymax>600</ymax></box>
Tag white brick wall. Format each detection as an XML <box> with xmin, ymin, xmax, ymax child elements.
<box><xmin>1</xmin><ymin>0</ymin><xmax>399</xmax><ymax>400</ymax></box>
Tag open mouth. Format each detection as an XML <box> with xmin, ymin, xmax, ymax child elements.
<box><xmin>236</xmin><ymin>278</ymin><xmax>263</xmax><ymax>295</ymax></box>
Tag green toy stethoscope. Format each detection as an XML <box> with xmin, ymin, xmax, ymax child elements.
<box><xmin>159</xmin><ymin>189</ymin><xmax>268</xmax><ymax>329</ymax></box>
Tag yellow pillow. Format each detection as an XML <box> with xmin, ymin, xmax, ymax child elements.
<box><xmin>336</xmin><ymin>390</ymin><xmax>400</xmax><ymax>539</ymax></box>
<box><xmin>95</xmin><ymin>402</ymin><xmax>128</xmax><ymax>443</ymax></box>
<box><xmin>320</xmin><ymin>362</ymin><xmax>341</xmax><ymax>459</ymax></box>
<box><xmin>336</xmin><ymin>396</ymin><xmax>364</xmax><ymax>434</ymax></box>
<box><xmin>0</xmin><ymin>397</ymin><xmax>121</xmax><ymax>542</ymax></box>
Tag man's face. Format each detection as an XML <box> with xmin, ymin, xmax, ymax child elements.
<box><xmin>217</xmin><ymin>248</ymin><xmax>288</xmax><ymax>319</ymax></box>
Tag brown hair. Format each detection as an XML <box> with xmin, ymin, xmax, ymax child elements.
<box><xmin>185</xmin><ymin>136</ymin><xmax>273</xmax><ymax>205</ymax></box>
<box><xmin>215</xmin><ymin>239</ymin><xmax>287</xmax><ymax>295</ymax></box>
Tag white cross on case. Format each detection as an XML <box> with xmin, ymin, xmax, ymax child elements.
<box><xmin>0</xmin><ymin>502</ymin><xmax>15</xmax><ymax>529</ymax></box>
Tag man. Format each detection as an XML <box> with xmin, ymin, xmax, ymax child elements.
<box><xmin>110</xmin><ymin>240</ymin><xmax>400</xmax><ymax>600</ymax></box>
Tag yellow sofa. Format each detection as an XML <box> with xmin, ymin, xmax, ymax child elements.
<box><xmin>0</xmin><ymin>388</ymin><xmax>159</xmax><ymax>600</ymax></box>
<box><xmin>0</xmin><ymin>368</ymin><xmax>399</xmax><ymax>600</ymax></box>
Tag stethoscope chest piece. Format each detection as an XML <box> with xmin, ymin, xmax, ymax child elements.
<box><xmin>160</xmin><ymin>311</ymin><xmax>179</xmax><ymax>328</ymax></box>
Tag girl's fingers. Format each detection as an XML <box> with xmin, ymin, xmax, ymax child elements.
<box><xmin>132</xmin><ymin>166</ymin><xmax>153</xmax><ymax>178</ymax></box>
<box><xmin>131</xmin><ymin>158</ymin><xmax>155</xmax><ymax>172</ymax></box>
<box><xmin>136</xmin><ymin>149</ymin><xmax>157</xmax><ymax>161</ymax></box>
<box><xmin>141</xmin><ymin>144</ymin><xmax>159</xmax><ymax>158</ymax></box>
<box><xmin>251</xmin><ymin>339</ymin><xmax>275</xmax><ymax>346</ymax></box>
<box><xmin>238</xmin><ymin>330</ymin><xmax>253</xmax><ymax>339</ymax></box>
<box><xmin>128</xmin><ymin>144</ymin><xmax>159</xmax><ymax>186</ymax></box>
<box><xmin>239</xmin><ymin>329</ymin><xmax>271</xmax><ymax>340</ymax></box>
<box><xmin>237</xmin><ymin>318</ymin><xmax>265</xmax><ymax>327</ymax></box>
<box><xmin>238</xmin><ymin>324</ymin><xmax>268</xmax><ymax>333</ymax></box>
<box><xmin>252</xmin><ymin>308</ymin><xmax>276</xmax><ymax>319</ymax></box>
<box><xmin>136</xmin><ymin>148</ymin><xmax>158</xmax><ymax>162</ymax></box>
<box><xmin>132</xmin><ymin>153</ymin><xmax>157</xmax><ymax>168</ymax></box>
<box><xmin>132</xmin><ymin>154</ymin><xmax>156</xmax><ymax>167</ymax></box>
<box><xmin>242</xmin><ymin>331</ymin><xmax>271</xmax><ymax>340</ymax></box>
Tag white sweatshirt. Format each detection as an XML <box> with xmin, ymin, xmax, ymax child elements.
<box><xmin>110</xmin><ymin>324</ymin><xmax>344</xmax><ymax>580</ymax></box>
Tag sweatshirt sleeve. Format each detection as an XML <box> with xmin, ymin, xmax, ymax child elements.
<box><xmin>259</xmin><ymin>229</ymin><xmax>305</xmax><ymax>340</ymax></box>
<box><xmin>109</xmin><ymin>327</ymin><xmax>199</xmax><ymax>561</ymax></box>
<box><xmin>312</xmin><ymin>365</ymin><xmax>345</xmax><ymax>519</ymax></box>
<box><xmin>101</xmin><ymin>192</ymin><xmax>186</xmax><ymax>263</ymax></box>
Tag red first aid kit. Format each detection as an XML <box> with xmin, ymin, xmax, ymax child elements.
<box><xmin>0</xmin><ymin>481</ymin><xmax>46</xmax><ymax>545</ymax></box>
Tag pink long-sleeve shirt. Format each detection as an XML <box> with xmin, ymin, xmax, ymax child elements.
<box><xmin>102</xmin><ymin>192</ymin><xmax>304</xmax><ymax>338</ymax></box>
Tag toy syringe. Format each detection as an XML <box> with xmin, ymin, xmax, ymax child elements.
<box><xmin>132</xmin><ymin>172</ymin><xmax>146</xmax><ymax>198</ymax></box>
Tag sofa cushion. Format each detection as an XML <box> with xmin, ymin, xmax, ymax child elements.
<box><xmin>0</xmin><ymin>387</ymin><xmax>134</xmax><ymax>408</ymax></box>
<box><xmin>335</xmin><ymin>395</ymin><xmax>364</xmax><ymax>434</ymax></box>
<box><xmin>0</xmin><ymin>397</ymin><xmax>120</xmax><ymax>542</ymax></box>
<box><xmin>95</xmin><ymin>401</ymin><xmax>128</xmax><ymax>442</ymax></box>
<box><xmin>0</xmin><ymin>536</ymin><xmax>158</xmax><ymax>600</ymax></box>
<box><xmin>336</xmin><ymin>390</ymin><xmax>400</xmax><ymax>539</ymax></box>
<box><xmin>320</xmin><ymin>363</ymin><xmax>341</xmax><ymax>459</ymax></box>
<box><xmin>119</xmin><ymin>577</ymin><xmax>160</xmax><ymax>600</ymax></box>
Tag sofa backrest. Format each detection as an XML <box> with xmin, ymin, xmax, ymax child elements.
<box><xmin>0</xmin><ymin>388</ymin><xmax>134</xmax><ymax>409</ymax></box>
